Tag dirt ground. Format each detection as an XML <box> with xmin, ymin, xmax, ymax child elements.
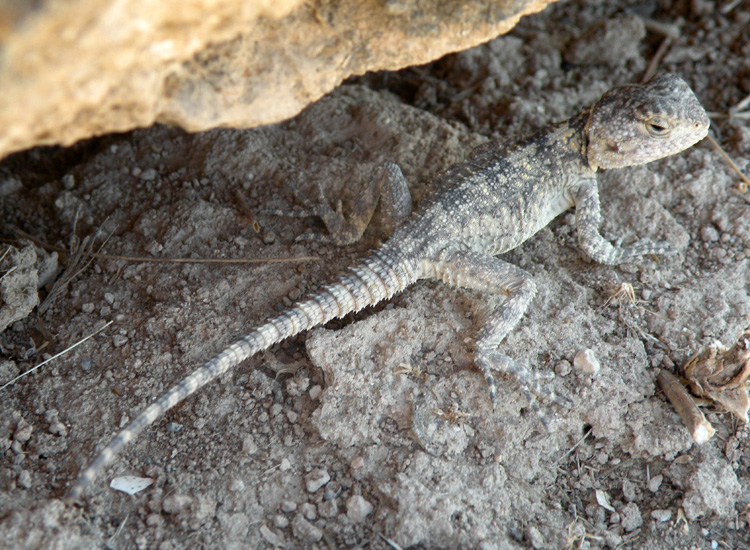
<box><xmin>2</xmin><ymin>0</ymin><xmax>750</xmax><ymax>548</ymax></box>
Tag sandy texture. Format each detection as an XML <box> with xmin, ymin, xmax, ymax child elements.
<box><xmin>2</xmin><ymin>1</ymin><xmax>750</xmax><ymax>548</ymax></box>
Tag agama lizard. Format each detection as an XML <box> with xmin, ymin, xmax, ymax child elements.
<box><xmin>69</xmin><ymin>73</ymin><xmax>709</xmax><ymax>498</ymax></box>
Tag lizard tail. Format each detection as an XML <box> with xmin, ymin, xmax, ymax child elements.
<box><xmin>68</xmin><ymin>249</ymin><xmax>417</xmax><ymax>500</ymax></box>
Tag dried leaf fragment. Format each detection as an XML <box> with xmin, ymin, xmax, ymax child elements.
<box><xmin>109</xmin><ymin>476</ymin><xmax>153</xmax><ymax>495</ymax></box>
<box><xmin>595</xmin><ymin>489</ymin><xmax>616</xmax><ymax>512</ymax></box>
<box><xmin>683</xmin><ymin>330</ymin><xmax>750</xmax><ymax>422</ymax></box>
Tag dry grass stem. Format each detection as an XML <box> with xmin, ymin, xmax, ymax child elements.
<box><xmin>0</xmin><ymin>320</ymin><xmax>113</xmax><ymax>391</ymax></box>
<box><xmin>705</xmin><ymin>134</ymin><xmax>750</xmax><ymax>192</ymax></box>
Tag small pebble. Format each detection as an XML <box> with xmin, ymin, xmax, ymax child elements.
<box><xmin>526</xmin><ymin>525</ymin><xmax>545</xmax><ymax>549</ymax></box>
<box><xmin>554</xmin><ymin>359</ymin><xmax>572</xmax><ymax>377</ymax></box>
<box><xmin>305</xmin><ymin>469</ymin><xmax>331</xmax><ymax>493</ymax></box>
<box><xmin>603</xmin><ymin>530</ymin><xmax>622</xmax><ymax>548</ymax></box>
<box><xmin>619</xmin><ymin>502</ymin><xmax>643</xmax><ymax>532</ymax></box>
<box><xmin>280</xmin><ymin>500</ymin><xmax>297</xmax><ymax>513</ymax></box>
<box><xmin>318</xmin><ymin>499</ymin><xmax>338</xmax><ymax>518</ymax></box>
<box><xmin>324</xmin><ymin>481</ymin><xmax>342</xmax><ymax>500</ymax></box>
<box><xmin>0</xmin><ymin>176</ymin><xmax>22</xmax><ymax>196</ymax></box>
<box><xmin>229</xmin><ymin>479</ymin><xmax>245</xmax><ymax>492</ymax></box>
<box><xmin>17</xmin><ymin>470</ymin><xmax>32</xmax><ymax>489</ymax></box>
<box><xmin>13</xmin><ymin>420</ymin><xmax>33</xmax><ymax>443</ymax></box>
<box><xmin>262</xmin><ymin>232</ymin><xmax>277</xmax><ymax>245</ymax></box>
<box><xmin>291</xmin><ymin>514</ymin><xmax>323</xmax><ymax>543</ymax></box>
<box><xmin>648</xmin><ymin>474</ymin><xmax>663</xmax><ymax>493</ymax></box>
<box><xmin>286</xmin><ymin>376</ymin><xmax>309</xmax><ymax>396</ymax></box>
<box><xmin>273</xmin><ymin>514</ymin><xmax>289</xmax><ymax>529</ymax></box>
<box><xmin>140</xmin><ymin>168</ymin><xmax>157</xmax><ymax>181</ymax></box>
<box><xmin>165</xmin><ymin>422</ymin><xmax>183</xmax><ymax>433</ymax></box>
<box><xmin>242</xmin><ymin>435</ymin><xmax>258</xmax><ymax>455</ymax></box>
<box><xmin>574</xmin><ymin>349</ymin><xmax>600</xmax><ymax>374</ymax></box>
<box><xmin>259</xmin><ymin>524</ymin><xmax>286</xmax><ymax>547</ymax></box>
<box><xmin>162</xmin><ymin>494</ymin><xmax>193</xmax><ymax>514</ymax></box>
<box><xmin>45</xmin><ymin>410</ymin><xmax>67</xmax><ymax>436</ymax></box>
<box><xmin>622</xmin><ymin>479</ymin><xmax>636</xmax><ymax>502</ymax></box>
<box><xmin>112</xmin><ymin>334</ymin><xmax>128</xmax><ymax>348</ymax></box>
<box><xmin>300</xmin><ymin>502</ymin><xmax>317</xmax><ymax>521</ymax></box>
<box><xmin>650</xmin><ymin>509</ymin><xmax>672</xmax><ymax>522</ymax></box>
<box><xmin>700</xmin><ymin>225</ymin><xmax>719</xmax><ymax>242</ymax></box>
<box><xmin>346</xmin><ymin>495</ymin><xmax>373</xmax><ymax>523</ymax></box>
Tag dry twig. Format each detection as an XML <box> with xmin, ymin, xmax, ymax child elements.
<box><xmin>705</xmin><ymin>135</ymin><xmax>750</xmax><ymax>193</ymax></box>
<box><xmin>657</xmin><ymin>369</ymin><xmax>715</xmax><ymax>444</ymax></box>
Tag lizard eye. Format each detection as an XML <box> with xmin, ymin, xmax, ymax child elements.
<box><xmin>646</xmin><ymin>117</ymin><xmax>671</xmax><ymax>136</ymax></box>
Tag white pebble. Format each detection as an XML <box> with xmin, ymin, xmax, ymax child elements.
<box><xmin>346</xmin><ymin>495</ymin><xmax>373</xmax><ymax>523</ymax></box>
<box><xmin>574</xmin><ymin>348</ymin><xmax>600</xmax><ymax>374</ymax></box>
<box><xmin>305</xmin><ymin>469</ymin><xmax>330</xmax><ymax>493</ymax></box>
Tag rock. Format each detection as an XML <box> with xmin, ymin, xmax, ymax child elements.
<box><xmin>651</xmin><ymin>509</ymin><xmax>672</xmax><ymax>523</ymax></box>
<box><xmin>0</xmin><ymin>246</ymin><xmax>39</xmax><ymax>333</ymax></box>
<box><xmin>291</xmin><ymin>514</ymin><xmax>323</xmax><ymax>543</ymax></box>
<box><xmin>682</xmin><ymin>456</ymin><xmax>741</xmax><ymax>521</ymax></box>
<box><xmin>619</xmin><ymin>502</ymin><xmax>643</xmax><ymax>532</ymax></box>
<box><xmin>305</xmin><ymin>468</ymin><xmax>331</xmax><ymax>493</ymax></box>
<box><xmin>574</xmin><ymin>348</ymin><xmax>600</xmax><ymax>374</ymax></box>
<box><xmin>346</xmin><ymin>495</ymin><xmax>373</xmax><ymax>523</ymax></box>
<box><xmin>0</xmin><ymin>0</ymin><xmax>550</xmax><ymax>159</ymax></box>
<box><xmin>259</xmin><ymin>524</ymin><xmax>286</xmax><ymax>547</ymax></box>
<box><xmin>162</xmin><ymin>494</ymin><xmax>193</xmax><ymax>514</ymax></box>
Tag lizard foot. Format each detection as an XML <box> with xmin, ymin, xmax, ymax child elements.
<box><xmin>476</xmin><ymin>350</ymin><xmax>572</xmax><ymax>431</ymax></box>
<box><xmin>263</xmin><ymin>163</ymin><xmax>412</xmax><ymax>246</ymax></box>
<box><xmin>262</xmin><ymin>181</ymin><xmax>361</xmax><ymax>245</ymax></box>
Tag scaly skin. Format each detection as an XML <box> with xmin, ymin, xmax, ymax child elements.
<box><xmin>69</xmin><ymin>74</ymin><xmax>709</xmax><ymax>499</ymax></box>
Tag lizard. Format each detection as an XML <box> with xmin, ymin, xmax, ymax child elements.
<box><xmin>69</xmin><ymin>73</ymin><xmax>709</xmax><ymax>499</ymax></box>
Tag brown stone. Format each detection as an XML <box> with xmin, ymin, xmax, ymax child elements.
<box><xmin>0</xmin><ymin>0</ymin><xmax>553</xmax><ymax>159</ymax></box>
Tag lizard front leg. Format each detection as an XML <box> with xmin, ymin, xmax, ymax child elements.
<box><xmin>574</xmin><ymin>180</ymin><xmax>670</xmax><ymax>265</ymax></box>
<box><xmin>426</xmin><ymin>249</ymin><xmax>564</xmax><ymax>421</ymax></box>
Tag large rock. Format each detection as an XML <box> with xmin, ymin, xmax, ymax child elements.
<box><xmin>0</xmin><ymin>0</ymin><xmax>553</xmax><ymax>159</ymax></box>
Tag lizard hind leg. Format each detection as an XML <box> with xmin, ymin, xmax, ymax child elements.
<box><xmin>427</xmin><ymin>249</ymin><xmax>567</xmax><ymax>427</ymax></box>
<box><xmin>264</xmin><ymin>162</ymin><xmax>412</xmax><ymax>246</ymax></box>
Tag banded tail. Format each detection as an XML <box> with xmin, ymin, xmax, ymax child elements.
<box><xmin>69</xmin><ymin>248</ymin><xmax>418</xmax><ymax>499</ymax></box>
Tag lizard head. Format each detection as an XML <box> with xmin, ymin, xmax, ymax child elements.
<box><xmin>586</xmin><ymin>73</ymin><xmax>709</xmax><ymax>170</ymax></box>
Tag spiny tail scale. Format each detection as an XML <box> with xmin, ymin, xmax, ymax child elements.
<box><xmin>69</xmin><ymin>248</ymin><xmax>418</xmax><ymax>499</ymax></box>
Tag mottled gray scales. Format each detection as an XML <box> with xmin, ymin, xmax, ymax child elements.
<box><xmin>69</xmin><ymin>74</ymin><xmax>709</xmax><ymax>499</ymax></box>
